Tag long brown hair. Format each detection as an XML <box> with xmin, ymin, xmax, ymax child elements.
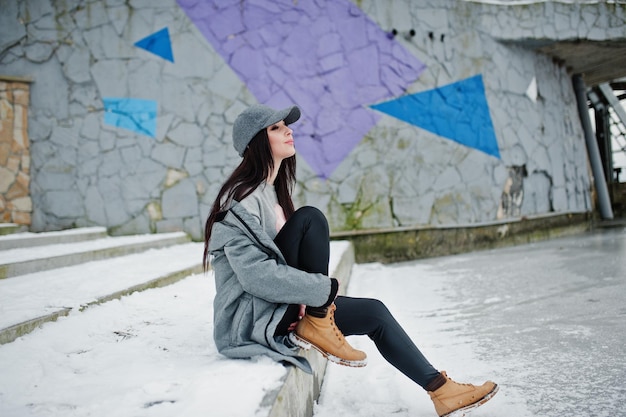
<box><xmin>203</xmin><ymin>128</ymin><xmax>296</xmax><ymax>270</ymax></box>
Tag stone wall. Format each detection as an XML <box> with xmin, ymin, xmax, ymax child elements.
<box><xmin>0</xmin><ymin>77</ymin><xmax>31</xmax><ymax>227</ymax></box>
<box><xmin>0</xmin><ymin>0</ymin><xmax>621</xmax><ymax>238</ymax></box>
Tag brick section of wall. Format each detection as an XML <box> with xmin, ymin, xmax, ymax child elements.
<box><xmin>0</xmin><ymin>78</ymin><xmax>31</xmax><ymax>227</ymax></box>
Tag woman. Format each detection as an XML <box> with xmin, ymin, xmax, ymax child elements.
<box><xmin>203</xmin><ymin>104</ymin><xmax>498</xmax><ymax>417</ymax></box>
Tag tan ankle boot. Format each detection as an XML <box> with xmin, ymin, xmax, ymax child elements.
<box><xmin>290</xmin><ymin>303</ymin><xmax>367</xmax><ymax>367</ymax></box>
<box><xmin>428</xmin><ymin>371</ymin><xmax>498</xmax><ymax>417</ymax></box>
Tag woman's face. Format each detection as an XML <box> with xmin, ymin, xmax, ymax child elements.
<box><xmin>267</xmin><ymin>120</ymin><xmax>295</xmax><ymax>162</ymax></box>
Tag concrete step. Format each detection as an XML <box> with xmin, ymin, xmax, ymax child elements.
<box><xmin>0</xmin><ymin>241</ymin><xmax>204</xmax><ymax>345</ymax></box>
<box><xmin>0</xmin><ymin>224</ymin><xmax>354</xmax><ymax>417</ymax></box>
<box><xmin>0</xmin><ymin>226</ymin><xmax>108</xmax><ymax>250</ymax></box>
<box><xmin>0</xmin><ymin>231</ymin><xmax>190</xmax><ymax>279</ymax></box>
<box><xmin>0</xmin><ymin>238</ymin><xmax>354</xmax><ymax>417</ymax></box>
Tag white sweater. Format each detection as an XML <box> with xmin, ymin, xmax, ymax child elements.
<box><xmin>239</xmin><ymin>182</ymin><xmax>287</xmax><ymax>240</ymax></box>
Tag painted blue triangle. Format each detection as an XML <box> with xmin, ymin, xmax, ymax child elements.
<box><xmin>134</xmin><ymin>27</ymin><xmax>174</xmax><ymax>62</ymax></box>
<box><xmin>370</xmin><ymin>75</ymin><xmax>500</xmax><ymax>158</ymax></box>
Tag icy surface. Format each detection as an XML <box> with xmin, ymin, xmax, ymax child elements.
<box><xmin>315</xmin><ymin>227</ymin><xmax>626</xmax><ymax>417</ymax></box>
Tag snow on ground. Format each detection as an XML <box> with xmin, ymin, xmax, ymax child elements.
<box><xmin>0</xmin><ymin>273</ymin><xmax>287</xmax><ymax>417</ymax></box>
<box><xmin>0</xmin><ymin>229</ymin><xmax>624</xmax><ymax>417</ymax></box>
<box><xmin>0</xmin><ymin>243</ymin><xmax>203</xmax><ymax>329</ymax></box>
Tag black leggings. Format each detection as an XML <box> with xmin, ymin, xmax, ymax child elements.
<box><xmin>273</xmin><ymin>206</ymin><xmax>440</xmax><ymax>389</ymax></box>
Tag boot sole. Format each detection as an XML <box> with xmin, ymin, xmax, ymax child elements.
<box><xmin>288</xmin><ymin>332</ymin><xmax>368</xmax><ymax>368</ymax></box>
<box><xmin>441</xmin><ymin>384</ymin><xmax>499</xmax><ymax>417</ymax></box>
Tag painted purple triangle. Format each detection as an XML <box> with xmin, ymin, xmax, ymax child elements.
<box><xmin>177</xmin><ymin>0</ymin><xmax>425</xmax><ymax>179</ymax></box>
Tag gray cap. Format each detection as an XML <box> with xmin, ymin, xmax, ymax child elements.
<box><xmin>232</xmin><ymin>104</ymin><xmax>301</xmax><ymax>156</ymax></box>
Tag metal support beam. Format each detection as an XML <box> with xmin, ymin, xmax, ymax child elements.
<box><xmin>573</xmin><ymin>75</ymin><xmax>614</xmax><ymax>220</ymax></box>
<box><xmin>598</xmin><ymin>83</ymin><xmax>626</xmax><ymax>127</ymax></box>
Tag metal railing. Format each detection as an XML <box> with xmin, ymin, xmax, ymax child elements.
<box><xmin>589</xmin><ymin>81</ymin><xmax>626</xmax><ymax>184</ymax></box>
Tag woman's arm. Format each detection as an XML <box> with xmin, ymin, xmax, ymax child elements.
<box><xmin>223</xmin><ymin>233</ymin><xmax>333</xmax><ymax>307</ymax></box>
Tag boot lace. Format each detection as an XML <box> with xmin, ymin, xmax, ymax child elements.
<box><xmin>446</xmin><ymin>373</ymin><xmax>475</xmax><ymax>388</ymax></box>
<box><xmin>328</xmin><ymin>306</ymin><xmax>345</xmax><ymax>342</ymax></box>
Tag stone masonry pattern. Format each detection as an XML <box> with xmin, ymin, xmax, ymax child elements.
<box><xmin>0</xmin><ymin>0</ymin><xmax>623</xmax><ymax>238</ymax></box>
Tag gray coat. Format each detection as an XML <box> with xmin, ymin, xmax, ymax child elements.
<box><xmin>208</xmin><ymin>202</ymin><xmax>333</xmax><ymax>373</ymax></box>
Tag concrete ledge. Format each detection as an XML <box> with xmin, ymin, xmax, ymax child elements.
<box><xmin>0</xmin><ymin>232</ymin><xmax>191</xmax><ymax>279</ymax></box>
<box><xmin>0</xmin><ymin>263</ymin><xmax>204</xmax><ymax>346</ymax></box>
<box><xmin>332</xmin><ymin>211</ymin><xmax>592</xmax><ymax>264</ymax></box>
<box><xmin>263</xmin><ymin>241</ymin><xmax>355</xmax><ymax>417</ymax></box>
<box><xmin>0</xmin><ymin>308</ymin><xmax>71</xmax><ymax>346</ymax></box>
<box><xmin>0</xmin><ymin>227</ymin><xmax>108</xmax><ymax>250</ymax></box>
<box><xmin>0</xmin><ymin>223</ymin><xmax>28</xmax><ymax>236</ymax></box>
<box><xmin>78</xmin><ymin>264</ymin><xmax>204</xmax><ymax>311</ymax></box>
<box><xmin>0</xmin><ymin>75</ymin><xmax>34</xmax><ymax>83</ymax></box>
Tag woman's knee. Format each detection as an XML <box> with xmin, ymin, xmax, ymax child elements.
<box><xmin>294</xmin><ymin>205</ymin><xmax>324</xmax><ymax>219</ymax></box>
<box><xmin>366</xmin><ymin>298</ymin><xmax>392</xmax><ymax>319</ymax></box>
<box><xmin>333</xmin><ymin>297</ymin><xmax>397</xmax><ymax>337</ymax></box>
<box><xmin>343</xmin><ymin>298</ymin><xmax>392</xmax><ymax>323</ymax></box>
<box><xmin>294</xmin><ymin>206</ymin><xmax>328</xmax><ymax>229</ymax></box>
<box><xmin>359</xmin><ymin>299</ymin><xmax>395</xmax><ymax>339</ymax></box>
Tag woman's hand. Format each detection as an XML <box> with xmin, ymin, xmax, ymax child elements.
<box><xmin>287</xmin><ymin>304</ymin><xmax>306</xmax><ymax>331</ymax></box>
